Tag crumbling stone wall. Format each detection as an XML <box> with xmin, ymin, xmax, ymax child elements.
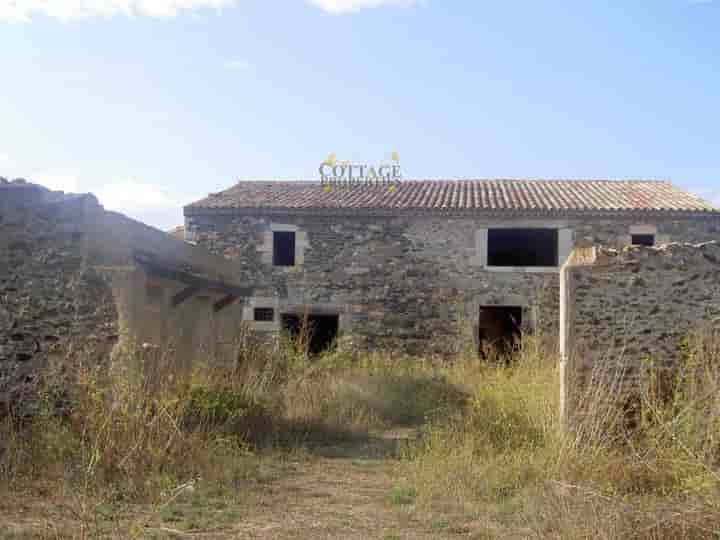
<box><xmin>560</xmin><ymin>241</ymin><xmax>720</xmax><ymax>421</ymax></box>
<box><xmin>186</xmin><ymin>209</ymin><xmax>719</xmax><ymax>355</ymax></box>
<box><xmin>0</xmin><ymin>180</ymin><xmax>118</xmax><ymax>417</ymax></box>
<box><xmin>0</xmin><ymin>179</ymin><xmax>253</xmax><ymax>416</ymax></box>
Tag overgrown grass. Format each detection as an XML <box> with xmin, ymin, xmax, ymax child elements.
<box><xmin>0</xmin><ymin>331</ymin><xmax>465</xmax><ymax>506</ymax></box>
<box><xmin>399</xmin><ymin>326</ymin><xmax>720</xmax><ymax>538</ymax></box>
<box><xmin>2</xmin><ymin>324</ymin><xmax>720</xmax><ymax>539</ymax></box>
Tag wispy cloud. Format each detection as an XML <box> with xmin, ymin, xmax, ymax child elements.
<box><xmin>93</xmin><ymin>178</ymin><xmax>184</xmax><ymax>211</ymax></box>
<box><xmin>0</xmin><ymin>0</ymin><xmax>237</xmax><ymax>23</ymax></box>
<box><xmin>28</xmin><ymin>173</ymin><xmax>195</xmax><ymax>229</ymax></box>
<box><xmin>224</xmin><ymin>59</ymin><xmax>250</xmax><ymax>70</ymax></box>
<box><xmin>305</xmin><ymin>0</ymin><xmax>418</xmax><ymax>14</ymax></box>
<box><xmin>33</xmin><ymin>171</ymin><xmax>81</xmax><ymax>193</ymax></box>
<box><xmin>0</xmin><ymin>0</ymin><xmax>420</xmax><ymax>21</ymax></box>
<box><xmin>92</xmin><ymin>178</ymin><xmax>200</xmax><ymax>229</ymax></box>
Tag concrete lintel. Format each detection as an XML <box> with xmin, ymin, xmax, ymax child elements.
<box><xmin>247</xmin><ymin>296</ymin><xmax>280</xmax><ymax>307</ymax></box>
<box><xmin>282</xmin><ymin>303</ymin><xmax>345</xmax><ymax>315</ymax></box>
<box><xmin>270</xmin><ymin>223</ymin><xmax>299</xmax><ymax>232</ymax></box>
<box><xmin>629</xmin><ymin>224</ymin><xmax>658</xmax><ymax>235</ymax></box>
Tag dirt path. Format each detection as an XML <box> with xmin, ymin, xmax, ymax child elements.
<box><xmin>3</xmin><ymin>430</ymin><xmax>465</xmax><ymax>539</ymax></box>
<box><xmin>216</xmin><ymin>428</ymin><xmax>448</xmax><ymax>540</ymax></box>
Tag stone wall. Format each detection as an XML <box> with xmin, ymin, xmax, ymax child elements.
<box><xmin>0</xmin><ymin>181</ymin><xmax>118</xmax><ymax>416</ymax></box>
<box><xmin>3</xmin><ymin>175</ymin><xmax>718</xmax><ymax>415</ymax></box>
<box><xmin>0</xmin><ymin>179</ymin><xmax>252</xmax><ymax>416</ymax></box>
<box><xmin>560</xmin><ymin>241</ymin><xmax>720</xmax><ymax>421</ymax></box>
<box><xmin>186</xmin><ymin>210</ymin><xmax>719</xmax><ymax>355</ymax></box>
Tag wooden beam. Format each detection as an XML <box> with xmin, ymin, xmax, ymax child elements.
<box><xmin>133</xmin><ymin>250</ymin><xmax>254</xmax><ymax>298</ymax></box>
<box><xmin>213</xmin><ymin>294</ymin><xmax>238</xmax><ymax>313</ymax></box>
<box><xmin>172</xmin><ymin>286</ymin><xmax>201</xmax><ymax>308</ymax></box>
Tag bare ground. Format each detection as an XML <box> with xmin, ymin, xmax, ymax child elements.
<box><xmin>1</xmin><ymin>429</ymin><xmax>477</xmax><ymax>540</ymax></box>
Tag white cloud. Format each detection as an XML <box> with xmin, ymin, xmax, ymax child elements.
<box><xmin>0</xmin><ymin>0</ymin><xmax>237</xmax><ymax>23</ymax></box>
<box><xmin>93</xmin><ymin>178</ymin><xmax>182</xmax><ymax>211</ymax></box>
<box><xmin>0</xmin><ymin>153</ymin><xmax>9</xmax><ymax>164</ymax></box>
<box><xmin>305</xmin><ymin>0</ymin><xmax>417</xmax><ymax>13</ymax></box>
<box><xmin>92</xmin><ymin>178</ymin><xmax>199</xmax><ymax>229</ymax></box>
<box><xmin>0</xmin><ymin>0</ymin><xmax>419</xmax><ymax>21</ymax></box>
<box><xmin>224</xmin><ymin>59</ymin><xmax>250</xmax><ymax>70</ymax></box>
<box><xmin>33</xmin><ymin>171</ymin><xmax>81</xmax><ymax>193</ymax></box>
<box><xmin>28</xmin><ymin>173</ymin><xmax>194</xmax><ymax>229</ymax></box>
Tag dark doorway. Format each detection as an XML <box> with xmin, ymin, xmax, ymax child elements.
<box><xmin>478</xmin><ymin>306</ymin><xmax>523</xmax><ymax>359</ymax></box>
<box><xmin>281</xmin><ymin>313</ymin><xmax>339</xmax><ymax>355</ymax></box>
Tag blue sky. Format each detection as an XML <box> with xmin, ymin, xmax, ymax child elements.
<box><xmin>1</xmin><ymin>0</ymin><xmax>718</xmax><ymax>229</ymax></box>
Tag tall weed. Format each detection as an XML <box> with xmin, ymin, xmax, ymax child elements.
<box><xmin>400</xmin><ymin>328</ymin><xmax>720</xmax><ymax>538</ymax></box>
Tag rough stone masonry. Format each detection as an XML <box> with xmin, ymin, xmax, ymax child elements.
<box><xmin>0</xmin><ymin>179</ymin><xmax>251</xmax><ymax>418</ymax></box>
<box><xmin>2</xmin><ymin>176</ymin><xmax>719</xmax><ymax>422</ymax></box>
<box><xmin>560</xmin><ymin>241</ymin><xmax>720</xmax><ymax>421</ymax></box>
<box><xmin>0</xmin><ymin>179</ymin><xmax>118</xmax><ymax>417</ymax></box>
<box><xmin>185</xmin><ymin>180</ymin><xmax>720</xmax><ymax>357</ymax></box>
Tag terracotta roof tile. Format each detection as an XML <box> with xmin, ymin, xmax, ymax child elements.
<box><xmin>186</xmin><ymin>179</ymin><xmax>718</xmax><ymax>215</ymax></box>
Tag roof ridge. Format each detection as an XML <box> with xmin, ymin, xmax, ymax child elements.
<box><xmin>228</xmin><ymin>178</ymin><xmax>673</xmax><ymax>183</ymax></box>
<box><xmin>188</xmin><ymin>178</ymin><xmax>716</xmax><ymax>215</ymax></box>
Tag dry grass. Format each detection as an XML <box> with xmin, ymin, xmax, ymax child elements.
<box><xmin>0</xmin><ymin>333</ymin><xmax>467</xmax><ymax>538</ymax></box>
<box><xmin>1</xmin><ymin>325</ymin><xmax>720</xmax><ymax>538</ymax></box>
<box><xmin>398</xmin><ymin>326</ymin><xmax>720</xmax><ymax>539</ymax></box>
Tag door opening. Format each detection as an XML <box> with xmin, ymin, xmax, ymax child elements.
<box><xmin>478</xmin><ymin>306</ymin><xmax>523</xmax><ymax>359</ymax></box>
<box><xmin>281</xmin><ymin>313</ymin><xmax>339</xmax><ymax>355</ymax></box>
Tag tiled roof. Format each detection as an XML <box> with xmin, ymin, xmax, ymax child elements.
<box><xmin>186</xmin><ymin>180</ymin><xmax>718</xmax><ymax>216</ymax></box>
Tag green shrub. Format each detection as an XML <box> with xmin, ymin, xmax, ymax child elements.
<box><xmin>182</xmin><ymin>386</ymin><xmax>276</xmax><ymax>444</ymax></box>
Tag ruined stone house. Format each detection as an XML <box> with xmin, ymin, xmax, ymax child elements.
<box><xmin>0</xmin><ymin>179</ymin><xmax>250</xmax><ymax>416</ymax></box>
<box><xmin>2</xmin><ymin>177</ymin><xmax>719</xmax><ymax>420</ymax></box>
<box><xmin>183</xmin><ymin>179</ymin><xmax>720</xmax><ymax>356</ymax></box>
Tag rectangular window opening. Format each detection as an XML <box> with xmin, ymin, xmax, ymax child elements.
<box><xmin>487</xmin><ymin>229</ymin><xmax>558</xmax><ymax>267</ymax></box>
<box><xmin>273</xmin><ymin>231</ymin><xmax>296</xmax><ymax>266</ymax></box>
<box><xmin>254</xmin><ymin>307</ymin><xmax>275</xmax><ymax>322</ymax></box>
<box><xmin>631</xmin><ymin>234</ymin><xmax>655</xmax><ymax>247</ymax></box>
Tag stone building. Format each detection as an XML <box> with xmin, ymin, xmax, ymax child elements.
<box><xmin>184</xmin><ymin>179</ymin><xmax>720</xmax><ymax>356</ymax></box>
<box><xmin>0</xmin><ymin>179</ymin><xmax>250</xmax><ymax>416</ymax></box>
<box><xmin>2</xmin><ymin>176</ymin><xmax>718</xmax><ymax>421</ymax></box>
